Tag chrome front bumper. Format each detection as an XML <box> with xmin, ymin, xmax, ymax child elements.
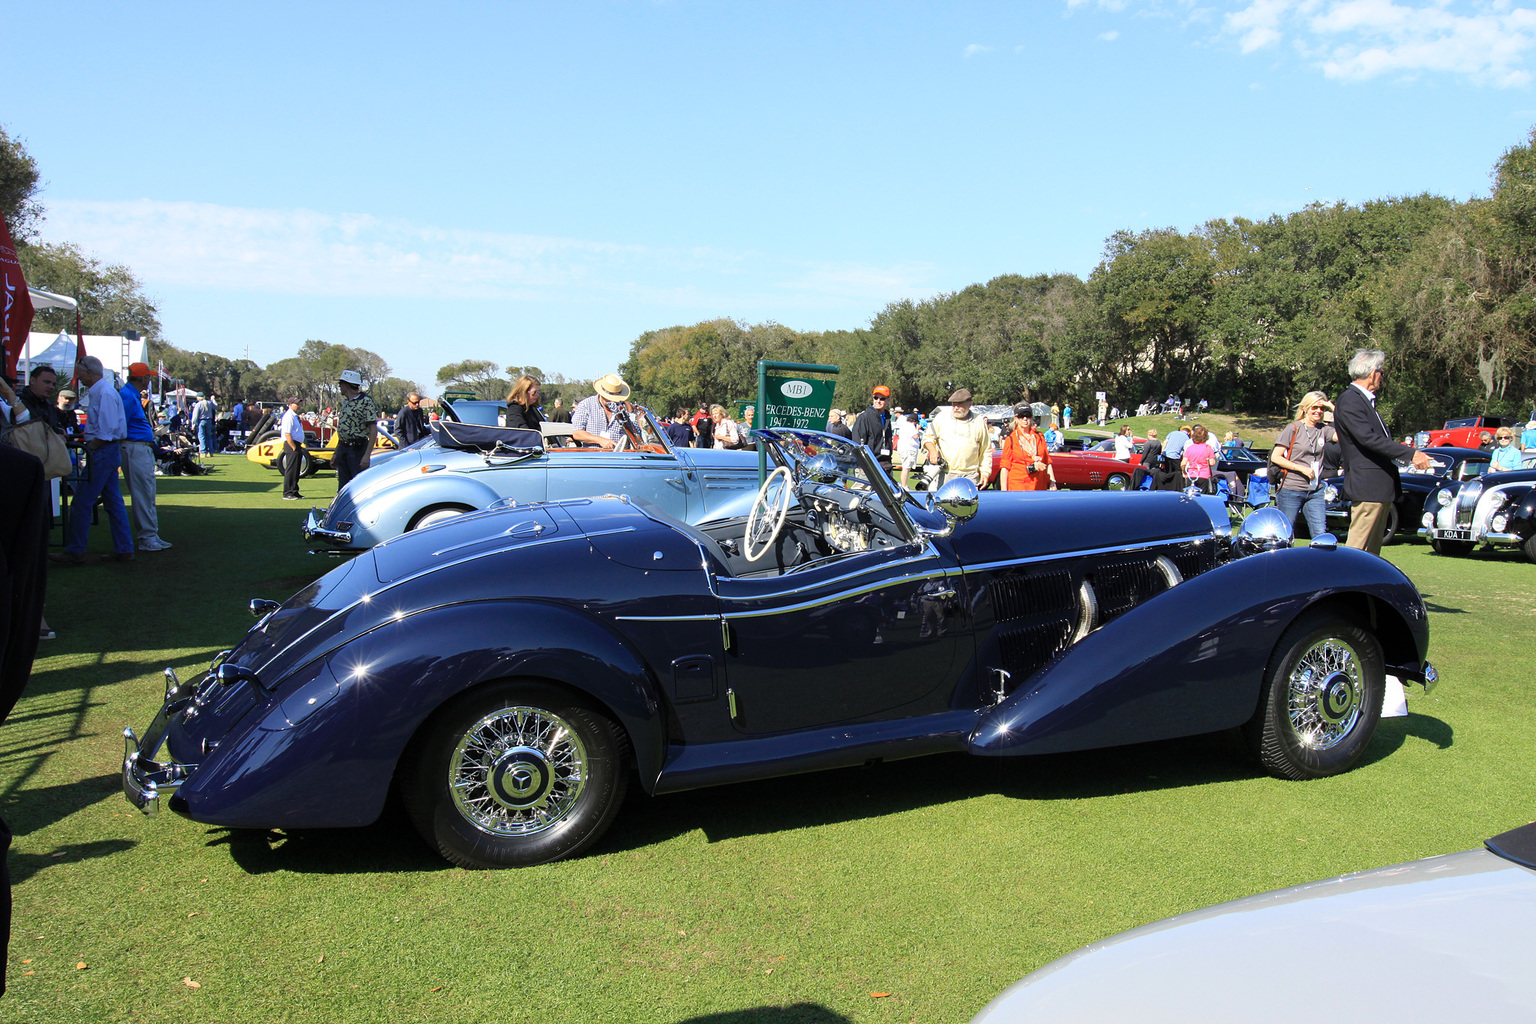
<box><xmin>302</xmin><ymin>506</ymin><xmax>354</xmax><ymax>548</ymax></box>
<box><xmin>122</xmin><ymin>668</ymin><xmax>198</xmax><ymax>816</ymax></box>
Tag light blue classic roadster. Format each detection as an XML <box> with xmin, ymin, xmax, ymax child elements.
<box><xmin>304</xmin><ymin>404</ymin><xmax>760</xmax><ymax>552</ymax></box>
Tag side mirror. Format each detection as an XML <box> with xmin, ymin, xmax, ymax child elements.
<box><xmin>935</xmin><ymin>477</ymin><xmax>980</xmax><ymax>522</ymax></box>
<box><xmin>919</xmin><ymin>477</ymin><xmax>980</xmax><ymax>538</ymax></box>
<box><xmin>215</xmin><ymin>662</ymin><xmax>261</xmax><ymax>687</ymax></box>
<box><xmin>805</xmin><ymin>452</ymin><xmax>838</xmax><ymax>483</ymax></box>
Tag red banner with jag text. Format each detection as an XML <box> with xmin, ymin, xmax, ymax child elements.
<box><xmin>0</xmin><ymin>216</ymin><xmax>35</xmax><ymax>383</ymax></box>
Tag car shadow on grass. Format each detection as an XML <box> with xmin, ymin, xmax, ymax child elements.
<box><xmin>196</xmin><ymin>719</ymin><xmax>1456</xmax><ymax>874</ymax></box>
<box><xmin>673</xmin><ymin>1007</ymin><xmax>851</xmax><ymax>1024</ymax></box>
<box><xmin>602</xmin><ymin>721</ymin><xmax>1452</xmax><ymax>855</ymax></box>
<box><xmin>208</xmin><ymin>802</ymin><xmax>449</xmax><ymax>875</ymax></box>
<box><xmin>602</xmin><ymin>734</ymin><xmax>1246</xmax><ymax>853</ymax></box>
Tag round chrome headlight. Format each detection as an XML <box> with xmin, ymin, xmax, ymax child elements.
<box><xmin>1236</xmin><ymin>505</ymin><xmax>1294</xmax><ymax>555</ymax></box>
<box><xmin>1324</xmin><ymin>483</ymin><xmax>1339</xmax><ymax>503</ymax></box>
<box><xmin>1492</xmin><ymin>512</ymin><xmax>1510</xmax><ymax>532</ymax></box>
<box><xmin>1436</xmin><ymin>488</ymin><xmax>1454</xmax><ymax>507</ymax></box>
<box><xmin>1422</xmin><ymin>511</ymin><xmax>1434</xmax><ymax>527</ymax></box>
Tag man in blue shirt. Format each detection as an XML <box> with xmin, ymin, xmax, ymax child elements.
<box><xmin>192</xmin><ymin>393</ymin><xmax>218</xmax><ymax>455</ymax></box>
<box><xmin>1161</xmin><ymin>424</ymin><xmax>1190</xmax><ymax>490</ymax></box>
<box><xmin>51</xmin><ymin>356</ymin><xmax>133</xmax><ymax>564</ymax></box>
<box><xmin>119</xmin><ymin>363</ymin><xmax>172</xmax><ymax>551</ymax></box>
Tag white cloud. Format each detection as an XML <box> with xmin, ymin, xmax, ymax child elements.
<box><xmin>39</xmin><ymin>199</ymin><xmax>934</xmax><ymax>314</ymax></box>
<box><xmin>964</xmin><ymin>43</ymin><xmax>993</xmax><ymax>57</ymax></box>
<box><xmin>1099</xmin><ymin>29</ymin><xmax>1122</xmax><ymax>39</ymax></box>
<box><xmin>1080</xmin><ymin>0</ymin><xmax>1536</xmax><ymax>86</ymax></box>
<box><xmin>1225</xmin><ymin>0</ymin><xmax>1293</xmax><ymax>52</ymax></box>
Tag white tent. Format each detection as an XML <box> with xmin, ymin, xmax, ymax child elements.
<box><xmin>21</xmin><ymin>330</ymin><xmax>149</xmax><ymax>386</ymax></box>
<box><xmin>19</xmin><ymin>331</ymin><xmax>76</xmax><ymax>373</ymax></box>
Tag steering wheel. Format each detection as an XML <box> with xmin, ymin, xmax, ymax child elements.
<box><xmin>744</xmin><ymin>466</ymin><xmax>794</xmax><ymax>562</ymax></box>
<box><xmin>613</xmin><ymin>409</ymin><xmax>645</xmax><ymax>453</ymax></box>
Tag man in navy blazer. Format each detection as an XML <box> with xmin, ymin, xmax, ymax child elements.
<box><xmin>1334</xmin><ymin>349</ymin><xmax>1432</xmax><ymax>554</ymax></box>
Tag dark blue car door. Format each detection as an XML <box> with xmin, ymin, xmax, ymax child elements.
<box><xmin>714</xmin><ymin>541</ymin><xmax>966</xmax><ymax>734</ymax></box>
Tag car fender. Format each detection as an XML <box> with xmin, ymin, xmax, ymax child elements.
<box><xmin>969</xmin><ymin>546</ymin><xmax>1427</xmax><ymax>757</ymax></box>
<box><xmin>174</xmin><ymin>601</ymin><xmax>666</xmax><ymax>829</ymax></box>
<box><xmin>355</xmin><ymin>472</ymin><xmax>513</xmax><ymax>538</ymax></box>
<box><xmin>1510</xmin><ymin>488</ymin><xmax>1536</xmax><ymax>535</ymax></box>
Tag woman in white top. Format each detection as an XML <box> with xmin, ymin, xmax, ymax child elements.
<box><xmin>1113</xmin><ymin>425</ymin><xmax>1134</xmax><ymax>461</ymax></box>
<box><xmin>710</xmin><ymin>404</ymin><xmax>741</xmax><ymax>450</ymax></box>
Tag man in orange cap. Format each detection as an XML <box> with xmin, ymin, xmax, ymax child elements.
<box><xmin>120</xmin><ymin>362</ymin><xmax>172</xmax><ymax>551</ymax></box>
<box><xmin>851</xmin><ymin>384</ymin><xmax>894</xmax><ymax>470</ymax></box>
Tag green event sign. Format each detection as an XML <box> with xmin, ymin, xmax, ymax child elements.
<box><xmin>760</xmin><ymin>373</ymin><xmax>836</xmax><ymax>429</ymax></box>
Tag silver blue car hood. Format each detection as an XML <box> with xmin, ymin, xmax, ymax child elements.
<box><xmin>973</xmin><ymin>844</ymin><xmax>1536</xmax><ymax>1022</ymax></box>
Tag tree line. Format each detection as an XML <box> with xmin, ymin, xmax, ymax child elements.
<box><xmin>622</xmin><ymin>129</ymin><xmax>1536</xmax><ymax>434</ymax></box>
<box><xmin>10</xmin><ymin>120</ymin><xmax>1536</xmax><ymax>434</ymax></box>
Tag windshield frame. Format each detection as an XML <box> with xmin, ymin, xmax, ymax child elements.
<box><xmin>752</xmin><ymin>426</ymin><xmax>918</xmax><ymax>542</ymax></box>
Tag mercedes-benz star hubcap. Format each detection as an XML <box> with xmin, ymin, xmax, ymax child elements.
<box><xmin>450</xmin><ymin>706</ymin><xmax>588</xmax><ymax>836</ymax></box>
<box><xmin>1287</xmin><ymin>638</ymin><xmax>1364</xmax><ymax>750</ymax></box>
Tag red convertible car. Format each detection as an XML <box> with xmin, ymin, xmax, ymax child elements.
<box><xmin>1051</xmin><ymin>437</ymin><xmax>1144</xmax><ymax>490</ymax></box>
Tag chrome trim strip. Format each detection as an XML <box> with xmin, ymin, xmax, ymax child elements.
<box><xmin>721</xmin><ymin>565</ymin><xmax>951</xmax><ymax>619</ymax></box>
<box><xmin>614</xmin><ymin>614</ymin><xmax>721</xmax><ymax>622</ymax></box>
<box><xmin>718</xmin><ymin>540</ymin><xmax>938</xmax><ymax>597</ymax></box>
<box><xmin>956</xmin><ymin>533</ymin><xmax>1215</xmax><ymax>575</ymax></box>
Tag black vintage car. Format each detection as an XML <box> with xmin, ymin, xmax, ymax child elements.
<box><xmin>124</xmin><ymin>428</ymin><xmax>1436</xmax><ymax>868</ymax></box>
<box><xmin>1323</xmin><ymin>446</ymin><xmax>1492</xmax><ymax>543</ymax></box>
<box><xmin>1420</xmin><ymin>464</ymin><xmax>1536</xmax><ymax>561</ymax></box>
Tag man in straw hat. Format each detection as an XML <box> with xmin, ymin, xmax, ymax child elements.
<box><xmin>333</xmin><ymin>369</ymin><xmax>380</xmax><ymax>490</ymax></box>
<box><xmin>571</xmin><ymin>373</ymin><xmax>634</xmax><ymax>450</ymax></box>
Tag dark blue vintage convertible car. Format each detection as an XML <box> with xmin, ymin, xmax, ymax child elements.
<box><xmin>124</xmin><ymin>428</ymin><xmax>1436</xmax><ymax>868</ymax></box>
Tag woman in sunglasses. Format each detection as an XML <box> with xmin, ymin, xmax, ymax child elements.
<box><xmin>1489</xmin><ymin>428</ymin><xmax>1524</xmax><ymax>473</ymax></box>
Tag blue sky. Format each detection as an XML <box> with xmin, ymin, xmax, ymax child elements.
<box><xmin>10</xmin><ymin>1</ymin><xmax>1536</xmax><ymax>396</ymax></box>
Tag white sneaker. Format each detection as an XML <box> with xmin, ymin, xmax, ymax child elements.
<box><xmin>140</xmin><ymin>539</ymin><xmax>173</xmax><ymax>551</ymax></box>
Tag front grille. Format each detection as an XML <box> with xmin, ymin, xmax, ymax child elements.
<box><xmin>998</xmin><ymin>619</ymin><xmax>1076</xmax><ymax>682</ymax></box>
<box><xmin>992</xmin><ymin>569</ymin><xmax>1073</xmax><ymax>622</ymax></box>
<box><xmin>1169</xmin><ymin>541</ymin><xmax>1216</xmax><ymax>581</ymax></box>
<box><xmin>1092</xmin><ymin>558</ymin><xmax>1162</xmax><ymax>624</ymax></box>
<box><xmin>987</xmin><ymin>540</ymin><xmax>1207</xmax><ymax>689</ymax></box>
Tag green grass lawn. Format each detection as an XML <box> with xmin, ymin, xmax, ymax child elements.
<box><xmin>4</xmin><ymin>455</ymin><xmax>1533</xmax><ymax>1024</ymax></box>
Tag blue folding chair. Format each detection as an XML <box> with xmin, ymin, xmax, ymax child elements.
<box><xmin>1246</xmin><ymin>468</ymin><xmax>1273</xmax><ymax>508</ymax></box>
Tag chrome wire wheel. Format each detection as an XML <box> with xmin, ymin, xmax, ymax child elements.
<box><xmin>1246</xmin><ymin>610</ymin><xmax>1385</xmax><ymax>780</ymax></box>
<box><xmin>1285</xmin><ymin>638</ymin><xmax>1364</xmax><ymax>751</ymax></box>
<box><xmin>448</xmin><ymin>705</ymin><xmax>588</xmax><ymax>837</ymax></box>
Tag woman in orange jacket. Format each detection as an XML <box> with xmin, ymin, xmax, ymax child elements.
<box><xmin>999</xmin><ymin>405</ymin><xmax>1057</xmax><ymax>491</ymax></box>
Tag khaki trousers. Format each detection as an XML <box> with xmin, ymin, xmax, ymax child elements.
<box><xmin>119</xmin><ymin>440</ymin><xmax>162</xmax><ymax>545</ymax></box>
<box><xmin>1347</xmin><ymin>501</ymin><xmax>1390</xmax><ymax>556</ymax></box>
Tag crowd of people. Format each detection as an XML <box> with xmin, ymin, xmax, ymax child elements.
<box><xmin>6</xmin><ymin>349</ymin><xmax>1528</xmax><ymax>647</ymax></box>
